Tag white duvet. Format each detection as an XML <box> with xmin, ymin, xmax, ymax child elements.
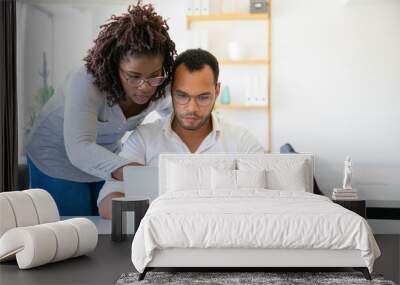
<box><xmin>131</xmin><ymin>190</ymin><xmax>380</xmax><ymax>273</ymax></box>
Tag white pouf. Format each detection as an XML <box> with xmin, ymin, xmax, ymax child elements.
<box><xmin>0</xmin><ymin>189</ymin><xmax>98</xmax><ymax>269</ymax></box>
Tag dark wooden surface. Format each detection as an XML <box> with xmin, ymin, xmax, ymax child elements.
<box><xmin>366</xmin><ymin>200</ymin><xmax>400</xmax><ymax>220</ymax></box>
<box><xmin>0</xmin><ymin>235</ymin><xmax>133</xmax><ymax>285</ymax></box>
<box><xmin>112</xmin><ymin>199</ymin><xmax>149</xmax><ymax>242</ymax></box>
<box><xmin>332</xmin><ymin>200</ymin><xmax>366</xmax><ymax>218</ymax></box>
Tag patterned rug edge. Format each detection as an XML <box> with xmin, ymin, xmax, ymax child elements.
<box><xmin>116</xmin><ymin>271</ymin><xmax>397</xmax><ymax>285</ymax></box>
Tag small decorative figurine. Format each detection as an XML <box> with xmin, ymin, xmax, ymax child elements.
<box><xmin>342</xmin><ymin>156</ymin><xmax>352</xmax><ymax>190</ymax></box>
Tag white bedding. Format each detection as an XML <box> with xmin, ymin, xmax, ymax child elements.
<box><xmin>131</xmin><ymin>190</ymin><xmax>380</xmax><ymax>273</ymax></box>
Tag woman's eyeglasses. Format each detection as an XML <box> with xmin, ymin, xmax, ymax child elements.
<box><xmin>120</xmin><ymin>68</ymin><xmax>166</xmax><ymax>87</ymax></box>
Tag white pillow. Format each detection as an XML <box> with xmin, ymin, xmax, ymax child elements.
<box><xmin>211</xmin><ymin>168</ymin><xmax>236</xmax><ymax>190</ymax></box>
<box><xmin>211</xmin><ymin>169</ymin><xmax>267</xmax><ymax>190</ymax></box>
<box><xmin>167</xmin><ymin>163</ymin><xmax>210</xmax><ymax>191</ymax></box>
<box><xmin>166</xmin><ymin>159</ymin><xmax>235</xmax><ymax>192</ymax></box>
<box><xmin>236</xmin><ymin>169</ymin><xmax>267</xmax><ymax>189</ymax></box>
<box><xmin>266</xmin><ymin>161</ymin><xmax>307</xmax><ymax>191</ymax></box>
<box><xmin>238</xmin><ymin>158</ymin><xmax>309</xmax><ymax>192</ymax></box>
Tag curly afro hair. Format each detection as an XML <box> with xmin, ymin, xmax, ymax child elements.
<box><xmin>84</xmin><ymin>2</ymin><xmax>176</xmax><ymax>106</ymax></box>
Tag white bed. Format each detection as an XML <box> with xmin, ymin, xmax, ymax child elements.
<box><xmin>130</xmin><ymin>154</ymin><xmax>380</xmax><ymax>280</ymax></box>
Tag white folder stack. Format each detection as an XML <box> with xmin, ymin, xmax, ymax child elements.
<box><xmin>332</xmin><ymin>188</ymin><xmax>359</xmax><ymax>200</ymax></box>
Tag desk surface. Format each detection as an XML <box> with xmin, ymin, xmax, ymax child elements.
<box><xmin>61</xmin><ymin>216</ymin><xmax>112</xmax><ymax>234</ymax></box>
<box><xmin>0</xmin><ymin>235</ymin><xmax>133</xmax><ymax>285</ymax></box>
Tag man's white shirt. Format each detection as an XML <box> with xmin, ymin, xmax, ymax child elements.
<box><xmin>97</xmin><ymin>112</ymin><xmax>264</xmax><ymax>205</ymax></box>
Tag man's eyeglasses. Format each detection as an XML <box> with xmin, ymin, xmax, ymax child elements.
<box><xmin>120</xmin><ymin>68</ymin><xmax>166</xmax><ymax>87</ymax></box>
<box><xmin>173</xmin><ymin>92</ymin><xmax>214</xmax><ymax>107</ymax></box>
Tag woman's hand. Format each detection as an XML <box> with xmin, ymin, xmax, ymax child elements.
<box><xmin>111</xmin><ymin>162</ymin><xmax>143</xmax><ymax>181</ymax></box>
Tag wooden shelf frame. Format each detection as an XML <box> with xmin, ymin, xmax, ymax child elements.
<box><xmin>186</xmin><ymin>13</ymin><xmax>269</xmax><ymax>29</ymax></box>
<box><xmin>215</xmin><ymin>104</ymin><xmax>268</xmax><ymax>110</ymax></box>
<box><xmin>219</xmin><ymin>59</ymin><xmax>269</xmax><ymax>65</ymax></box>
<box><xmin>267</xmin><ymin>1</ymin><xmax>272</xmax><ymax>152</ymax></box>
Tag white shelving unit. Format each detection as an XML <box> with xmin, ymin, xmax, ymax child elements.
<box><xmin>185</xmin><ymin>3</ymin><xmax>272</xmax><ymax>151</ymax></box>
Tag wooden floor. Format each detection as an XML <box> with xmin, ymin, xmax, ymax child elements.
<box><xmin>1</xmin><ymin>234</ymin><xmax>398</xmax><ymax>284</ymax></box>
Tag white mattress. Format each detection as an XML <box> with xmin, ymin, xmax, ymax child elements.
<box><xmin>131</xmin><ymin>190</ymin><xmax>380</xmax><ymax>273</ymax></box>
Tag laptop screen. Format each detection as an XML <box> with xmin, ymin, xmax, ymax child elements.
<box><xmin>123</xmin><ymin>166</ymin><xmax>159</xmax><ymax>201</ymax></box>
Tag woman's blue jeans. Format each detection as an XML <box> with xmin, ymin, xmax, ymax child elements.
<box><xmin>27</xmin><ymin>157</ymin><xmax>104</xmax><ymax>216</ymax></box>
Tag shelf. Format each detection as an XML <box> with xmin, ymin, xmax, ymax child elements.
<box><xmin>185</xmin><ymin>6</ymin><xmax>272</xmax><ymax>152</ymax></box>
<box><xmin>219</xmin><ymin>59</ymin><xmax>269</xmax><ymax>65</ymax></box>
<box><xmin>186</xmin><ymin>13</ymin><xmax>269</xmax><ymax>28</ymax></box>
<box><xmin>215</xmin><ymin>104</ymin><xmax>268</xmax><ymax>110</ymax></box>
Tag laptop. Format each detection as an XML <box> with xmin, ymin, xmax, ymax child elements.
<box><xmin>123</xmin><ymin>166</ymin><xmax>159</xmax><ymax>201</ymax></box>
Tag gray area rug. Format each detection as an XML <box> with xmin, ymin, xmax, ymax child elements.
<box><xmin>116</xmin><ymin>271</ymin><xmax>396</xmax><ymax>285</ymax></box>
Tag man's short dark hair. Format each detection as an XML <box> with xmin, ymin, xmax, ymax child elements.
<box><xmin>172</xmin><ymin>49</ymin><xmax>219</xmax><ymax>84</ymax></box>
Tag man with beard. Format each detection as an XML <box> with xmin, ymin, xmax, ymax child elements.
<box><xmin>98</xmin><ymin>49</ymin><xmax>264</xmax><ymax>219</ymax></box>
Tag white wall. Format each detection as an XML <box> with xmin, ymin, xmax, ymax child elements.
<box><xmin>17</xmin><ymin>0</ymin><xmax>400</xmax><ymax>200</ymax></box>
<box><xmin>31</xmin><ymin>3</ymin><xmax>127</xmax><ymax>87</ymax></box>
<box><xmin>271</xmin><ymin>0</ymin><xmax>400</xmax><ymax>199</ymax></box>
<box><xmin>52</xmin><ymin>8</ymin><xmax>92</xmax><ymax>86</ymax></box>
<box><xmin>17</xmin><ymin>3</ymin><xmax>53</xmax><ymax>157</ymax></box>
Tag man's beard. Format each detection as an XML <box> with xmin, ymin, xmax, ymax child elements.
<box><xmin>175</xmin><ymin>111</ymin><xmax>211</xmax><ymax>131</ymax></box>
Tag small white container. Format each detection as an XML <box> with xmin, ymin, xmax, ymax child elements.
<box><xmin>227</xmin><ymin>42</ymin><xmax>243</xmax><ymax>60</ymax></box>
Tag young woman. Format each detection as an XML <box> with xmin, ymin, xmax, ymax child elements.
<box><xmin>26</xmin><ymin>3</ymin><xmax>176</xmax><ymax>216</ymax></box>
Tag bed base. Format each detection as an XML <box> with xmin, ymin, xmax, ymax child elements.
<box><xmin>138</xmin><ymin>267</ymin><xmax>371</xmax><ymax>281</ymax></box>
<box><xmin>137</xmin><ymin>248</ymin><xmax>372</xmax><ymax>281</ymax></box>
